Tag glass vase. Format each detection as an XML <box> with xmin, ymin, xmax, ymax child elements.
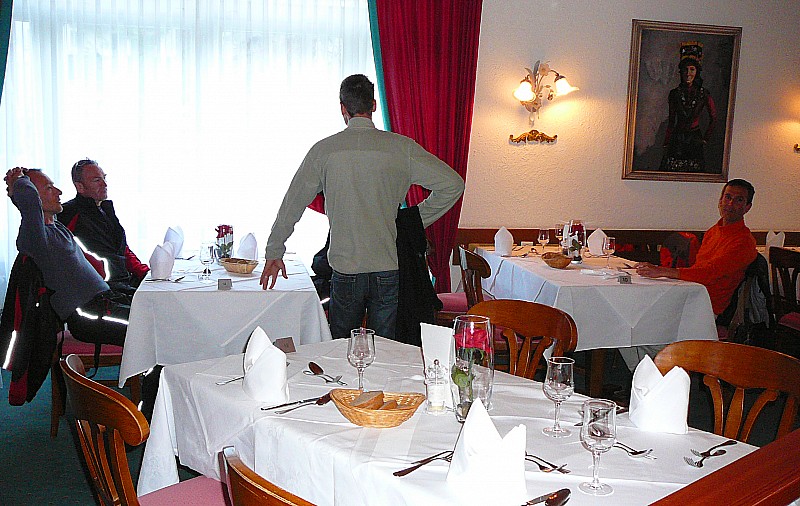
<box><xmin>450</xmin><ymin>315</ymin><xmax>494</xmax><ymax>422</ymax></box>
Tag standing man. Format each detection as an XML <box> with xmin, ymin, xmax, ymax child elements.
<box><xmin>59</xmin><ymin>158</ymin><xmax>149</xmax><ymax>295</ymax></box>
<box><xmin>260</xmin><ymin>74</ymin><xmax>464</xmax><ymax>339</ymax></box>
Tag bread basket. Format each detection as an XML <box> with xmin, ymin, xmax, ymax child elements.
<box><xmin>541</xmin><ymin>252</ymin><xmax>571</xmax><ymax>269</ymax></box>
<box><xmin>219</xmin><ymin>257</ymin><xmax>259</xmax><ymax>274</ymax></box>
<box><xmin>330</xmin><ymin>389</ymin><xmax>425</xmax><ymax>428</ymax></box>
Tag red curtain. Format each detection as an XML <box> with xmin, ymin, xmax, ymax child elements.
<box><xmin>374</xmin><ymin>0</ymin><xmax>482</xmax><ymax>293</ymax></box>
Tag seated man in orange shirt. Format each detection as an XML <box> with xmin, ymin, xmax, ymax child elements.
<box><xmin>635</xmin><ymin>178</ymin><xmax>757</xmax><ymax>318</ymax></box>
<box><xmin>618</xmin><ymin>179</ymin><xmax>757</xmax><ymax>372</ymax></box>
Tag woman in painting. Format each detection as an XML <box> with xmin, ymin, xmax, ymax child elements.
<box><xmin>660</xmin><ymin>41</ymin><xmax>717</xmax><ymax>172</ymax></box>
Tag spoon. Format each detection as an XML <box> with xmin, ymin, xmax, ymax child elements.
<box><xmin>522</xmin><ymin>488</ymin><xmax>570</xmax><ymax>506</ymax></box>
<box><xmin>304</xmin><ymin>362</ymin><xmax>347</xmax><ymax>385</ymax></box>
<box><xmin>274</xmin><ymin>392</ymin><xmax>332</xmax><ymax>414</ymax></box>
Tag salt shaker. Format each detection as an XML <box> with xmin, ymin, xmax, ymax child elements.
<box><xmin>425</xmin><ymin>359</ymin><xmax>448</xmax><ymax>415</ymax></box>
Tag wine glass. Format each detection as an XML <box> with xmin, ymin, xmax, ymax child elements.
<box><xmin>603</xmin><ymin>236</ymin><xmax>616</xmax><ymax>269</ymax></box>
<box><xmin>568</xmin><ymin>219</ymin><xmax>586</xmax><ymax>262</ymax></box>
<box><xmin>554</xmin><ymin>223</ymin><xmax>565</xmax><ymax>253</ymax></box>
<box><xmin>538</xmin><ymin>229</ymin><xmax>550</xmax><ymax>254</ymax></box>
<box><xmin>579</xmin><ymin>399</ymin><xmax>617</xmax><ymax>496</ymax></box>
<box><xmin>542</xmin><ymin>356</ymin><xmax>574</xmax><ymax>437</ymax></box>
<box><xmin>348</xmin><ymin>328</ymin><xmax>376</xmax><ymax>390</ymax></box>
<box><xmin>199</xmin><ymin>242</ymin><xmax>216</xmax><ymax>283</ymax></box>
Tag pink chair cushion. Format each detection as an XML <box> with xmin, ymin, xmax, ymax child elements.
<box><xmin>778</xmin><ymin>312</ymin><xmax>800</xmax><ymax>332</ymax></box>
<box><xmin>437</xmin><ymin>292</ymin><xmax>469</xmax><ymax>313</ymax></box>
<box><xmin>61</xmin><ymin>331</ymin><xmax>123</xmax><ymax>355</ymax></box>
<box><xmin>138</xmin><ymin>476</ymin><xmax>228</xmax><ymax>506</ymax></box>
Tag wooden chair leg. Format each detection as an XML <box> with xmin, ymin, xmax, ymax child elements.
<box><xmin>126</xmin><ymin>374</ymin><xmax>142</xmax><ymax>406</ymax></box>
<box><xmin>50</xmin><ymin>360</ymin><xmax>66</xmax><ymax>438</ymax></box>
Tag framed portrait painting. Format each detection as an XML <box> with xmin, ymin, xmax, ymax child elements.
<box><xmin>622</xmin><ymin>19</ymin><xmax>741</xmax><ymax>182</ymax></box>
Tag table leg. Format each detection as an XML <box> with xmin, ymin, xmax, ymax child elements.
<box><xmin>589</xmin><ymin>349</ymin><xmax>606</xmax><ymax>398</ymax></box>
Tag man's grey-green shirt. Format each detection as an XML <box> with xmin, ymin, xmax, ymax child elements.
<box><xmin>265</xmin><ymin>117</ymin><xmax>464</xmax><ymax>274</ymax></box>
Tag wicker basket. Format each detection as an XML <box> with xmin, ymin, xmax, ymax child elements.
<box><xmin>541</xmin><ymin>252</ymin><xmax>571</xmax><ymax>269</ymax></box>
<box><xmin>219</xmin><ymin>257</ymin><xmax>259</xmax><ymax>274</ymax></box>
<box><xmin>330</xmin><ymin>389</ymin><xmax>425</xmax><ymax>428</ymax></box>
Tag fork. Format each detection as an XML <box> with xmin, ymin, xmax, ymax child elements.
<box><xmin>393</xmin><ymin>452</ymin><xmax>454</xmax><ymax>477</ymax></box>
<box><xmin>684</xmin><ymin>449</ymin><xmax>726</xmax><ymax>468</ymax></box>
<box><xmin>525</xmin><ymin>453</ymin><xmax>570</xmax><ymax>474</ymax></box>
<box><xmin>613</xmin><ymin>442</ymin><xmax>656</xmax><ymax>459</ymax></box>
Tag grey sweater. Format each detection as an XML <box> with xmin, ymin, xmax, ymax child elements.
<box><xmin>12</xmin><ymin>177</ymin><xmax>109</xmax><ymax>319</ymax></box>
<box><xmin>266</xmin><ymin>117</ymin><xmax>465</xmax><ymax>274</ymax></box>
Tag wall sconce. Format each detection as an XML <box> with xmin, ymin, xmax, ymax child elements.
<box><xmin>795</xmin><ymin>143</ymin><xmax>799</xmax><ymax>153</ymax></box>
<box><xmin>510</xmin><ymin>60</ymin><xmax>578</xmax><ymax>144</ymax></box>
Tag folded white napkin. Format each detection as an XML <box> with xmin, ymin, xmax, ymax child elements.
<box><xmin>494</xmin><ymin>226</ymin><xmax>513</xmax><ymax>256</ymax></box>
<box><xmin>421</xmin><ymin>323</ymin><xmax>456</xmax><ymax>408</ymax></box>
<box><xmin>446</xmin><ymin>400</ymin><xmax>527</xmax><ymax>505</ymax></box>
<box><xmin>766</xmin><ymin>231</ymin><xmax>785</xmax><ymax>257</ymax></box>
<box><xmin>236</xmin><ymin>233</ymin><xmax>258</xmax><ymax>260</ymax></box>
<box><xmin>149</xmin><ymin>244</ymin><xmax>175</xmax><ymax>279</ymax></box>
<box><xmin>163</xmin><ymin>226</ymin><xmax>184</xmax><ymax>258</ymax></box>
<box><xmin>242</xmin><ymin>327</ymin><xmax>289</xmax><ymax>404</ymax></box>
<box><xmin>629</xmin><ymin>355</ymin><xmax>689</xmax><ymax>434</ymax></box>
<box><xmin>587</xmin><ymin>228</ymin><xmax>608</xmax><ymax>256</ymax></box>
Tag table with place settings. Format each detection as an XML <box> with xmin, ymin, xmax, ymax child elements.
<box><xmin>118</xmin><ymin>255</ymin><xmax>331</xmax><ymax>386</ymax></box>
<box><xmin>137</xmin><ymin>337</ymin><xmax>756</xmax><ymax>505</ymax></box>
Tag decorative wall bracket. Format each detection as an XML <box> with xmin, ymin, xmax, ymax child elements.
<box><xmin>794</xmin><ymin>143</ymin><xmax>799</xmax><ymax>153</ymax></box>
<box><xmin>509</xmin><ymin>129</ymin><xmax>557</xmax><ymax>144</ymax></box>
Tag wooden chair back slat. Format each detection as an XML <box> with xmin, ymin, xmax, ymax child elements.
<box><xmin>468</xmin><ymin>300</ymin><xmax>578</xmax><ymax>380</ymax></box>
<box><xmin>770</xmin><ymin>246</ymin><xmax>800</xmax><ymax>319</ymax></box>
<box><xmin>459</xmin><ymin>246</ymin><xmax>491</xmax><ymax>309</ymax></box>
<box><xmin>60</xmin><ymin>354</ymin><xmax>148</xmax><ymax>505</ymax></box>
<box><xmin>223</xmin><ymin>446</ymin><xmax>315</xmax><ymax>506</ymax></box>
<box><xmin>655</xmin><ymin>340</ymin><xmax>800</xmax><ymax>443</ymax></box>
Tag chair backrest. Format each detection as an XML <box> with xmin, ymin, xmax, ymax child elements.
<box><xmin>770</xmin><ymin>246</ymin><xmax>800</xmax><ymax>320</ymax></box>
<box><xmin>458</xmin><ymin>246</ymin><xmax>492</xmax><ymax>308</ymax></box>
<box><xmin>654</xmin><ymin>340</ymin><xmax>800</xmax><ymax>443</ymax></box>
<box><xmin>468</xmin><ymin>300</ymin><xmax>578</xmax><ymax>380</ymax></box>
<box><xmin>660</xmin><ymin>232</ymin><xmax>700</xmax><ymax>268</ymax></box>
<box><xmin>223</xmin><ymin>446</ymin><xmax>315</xmax><ymax>506</ymax></box>
<box><xmin>60</xmin><ymin>354</ymin><xmax>149</xmax><ymax>506</ymax></box>
<box><xmin>717</xmin><ymin>253</ymin><xmax>774</xmax><ymax>343</ymax></box>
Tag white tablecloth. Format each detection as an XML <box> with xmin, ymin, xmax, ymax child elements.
<box><xmin>119</xmin><ymin>256</ymin><xmax>331</xmax><ymax>385</ymax></box>
<box><xmin>476</xmin><ymin>247</ymin><xmax>717</xmax><ymax>350</ymax></box>
<box><xmin>138</xmin><ymin>338</ymin><xmax>754</xmax><ymax>505</ymax></box>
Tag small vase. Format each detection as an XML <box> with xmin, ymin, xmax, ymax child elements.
<box><xmin>451</xmin><ymin>315</ymin><xmax>494</xmax><ymax>422</ymax></box>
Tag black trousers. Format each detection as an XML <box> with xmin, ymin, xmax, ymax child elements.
<box><xmin>65</xmin><ymin>290</ymin><xmax>131</xmax><ymax>347</ymax></box>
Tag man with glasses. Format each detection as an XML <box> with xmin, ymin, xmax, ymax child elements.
<box><xmin>635</xmin><ymin>179</ymin><xmax>757</xmax><ymax>317</ymax></box>
<box><xmin>59</xmin><ymin>159</ymin><xmax>149</xmax><ymax>295</ymax></box>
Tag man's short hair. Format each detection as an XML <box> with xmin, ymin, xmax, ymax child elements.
<box><xmin>71</xmin><ymin>158</ymin><xmax>98</xmax><ymax>183</ymax></box>
<box><xmin>722</xmin><ymin>178</ymin><xmax>755</xmax><ymax>205</ymax></box>
<box><xmin>339</xmin><ymin>74</ymin><xmax>374</xmax><ymax>117</ymax></box>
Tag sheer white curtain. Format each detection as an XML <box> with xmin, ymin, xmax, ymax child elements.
<box><xmin>0</xmin><ymin>0</ymin><xmax>380</xmax><ymax>299</ymax></box>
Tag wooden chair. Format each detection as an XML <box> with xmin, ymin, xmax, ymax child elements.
<box><xmin>435</xmin><ymin>246</ymin><xmax>492</xmax><ymax>326</ymax></box>
<box><xmin>223</xmin><ymin>446</ymin><xmax>315</xmax><ymax>506</ymax></box>
<box><xmin>468</xmin><ymin>300</ymin><xmax>578</xmax><ymax>380</ymax></box>
<box><xmin>50</xmin><ymin>330</ymin><xmax>141</xmax><ymax>438</ymax></box>
<box><xmin>59</xmin><ymin>354</ymin><xmax>227</xmax><ymax>505</ymax></box>
<box><xmin>770</xmin><ymin>246</ymin><xmax>800</xmax><ymax>347</ymax></box>
<box><xmin>654</xmin><ymin>340</ymin><xmax>800</xmax><ymax>443</ymax></box>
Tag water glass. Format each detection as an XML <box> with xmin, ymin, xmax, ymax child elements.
<box><xmin>348</xmin><ymin>328</ymin><xmax>376</xmax><ymax>390</ymax></box>
<box><xmin>603</xmin><ymin>236</ymin><xmax>616</xmax><ymax>268</ymax></box>
<box><xmin>542</xmin><ymin>356</ymin><xmax>574</xmax><ymax>437</ymax></box>
<box><xmin>199</xmin><ymin>242</ymin><xmax>216</xmax><ymax>283</ymax></box>
<box><xmin>579</xmin><ymin>399</ymin><xmax>617</xmax><ymax>496</ymax></box>
<box><xmin>538</xmin><ymin>229</ymin><xmax>550</xmax><ymax>252</ymax></box>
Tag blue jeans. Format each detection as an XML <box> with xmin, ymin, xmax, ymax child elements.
<box><xmin>329</xmin><ymin>270</ymin><xmax>399</xmax><ymax>340</ymax></box>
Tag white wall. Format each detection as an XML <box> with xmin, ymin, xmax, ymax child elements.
<box><xmin>463</xmin><ymin>0</ymin><xmax>800</xmax><ymax>232</ymax></box>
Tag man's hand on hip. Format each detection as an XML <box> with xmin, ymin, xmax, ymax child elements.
<box><xmin>260</xmin><ymin>259</ymin><xmax>287</xmax><ymax>289</ymax></box>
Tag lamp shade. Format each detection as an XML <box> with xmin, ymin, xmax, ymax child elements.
<box><xmin>554</xmin><ymin>77</ymin><xmax>578</xmax><ymax>96</ymax></box>
<box><xmin>513</xmin><ymin>80</ymin><xmax>535</xmax><ymax>102</ymax></box>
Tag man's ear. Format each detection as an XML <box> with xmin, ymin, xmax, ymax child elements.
<box><xmin>74</xmin><ymin>181</ymin><xmax>85</xmax><ymax>194</ymax></box>
<box><xmin>371</xmin><ymin>100</ymin><xmax>377</xmax><ymax>113</ymax></box>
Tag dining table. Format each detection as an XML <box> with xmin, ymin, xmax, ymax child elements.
<box><xmin>475</xmin><ymin>246</ymin><xmax>718</xmax><ymax>396</ymax></box>
<box><xmin>137</xmin><ymin>337</ymin><xmax>755</xmax><ymax>505</ymax></box>
<box><xmin>118</xmin><ymin>255</ymin><xmax>332</xmax><ymax>386</ymax></box>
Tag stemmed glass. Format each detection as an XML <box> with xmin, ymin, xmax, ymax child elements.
<box><xmin>542</xmin><ymin>356</ymin><xmax>575</xmax><ymax>437</ymax></box>
<box><xmin>198</xmin><ymin>242</ymin><xmax>216</xmax><ymax>283</ymax></box>
<box><xmin>603</xmin><ymin>236</ymin><xmax>616</xmax><ymax>269</ymax></box>
<box><xmin>579</xmin><ymin>399</ymin><xmax>617</xmax><ymax>496</ymax></box>
<box><xmin>554</xmin><ymin>223</ymin><xmax>565</xmax><ymax>253</ymax></box>
<box><xmin>538</xmin><ymin>229</ymin><xmax>550</xmax><ymax>254</ymax></box>
<box><xmin>348</xmin><ymin>328</ymin><xmax>376</xmax><ymax>390</ymax></box>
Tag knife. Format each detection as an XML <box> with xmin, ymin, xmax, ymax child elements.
<box><xmin>522</xmin><ymin>488</ymin><xmax>570</xmax><ymax>506</ymax></box>
<box><xmin>261</xmin><ymin>395</ymin><xmax>321</xmax><ymax>411</ymax></box>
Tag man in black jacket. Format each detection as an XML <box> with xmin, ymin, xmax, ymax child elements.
<box><xmin>58</xmin><ymin>159</ymin><xmax>149</xmax><ymax>295</ymax></box>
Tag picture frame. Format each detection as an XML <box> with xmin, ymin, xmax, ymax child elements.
<box><xmin>622</xmin><ymin>19</ymin><xmax>741</xmax><ymax>182</ymax></box>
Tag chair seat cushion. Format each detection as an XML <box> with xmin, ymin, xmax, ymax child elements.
<box><xmin>61</xmin><ymin>331</ymin><xmax>123</xmax><ymax>355</ymax></box>
<box><xmin>778</xmin><ymin>312</ymin><xmax>800</xmax><ymax>332</ymax></box>
<box><xmin>138</xmin><ymin>476</ymin><xmax>228</xmax><ymax>506</ymax></box>
<box><xmin>437</xmin><ymin>292</ymin><xmax>468</xmax><ymax>312</ymax></box>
